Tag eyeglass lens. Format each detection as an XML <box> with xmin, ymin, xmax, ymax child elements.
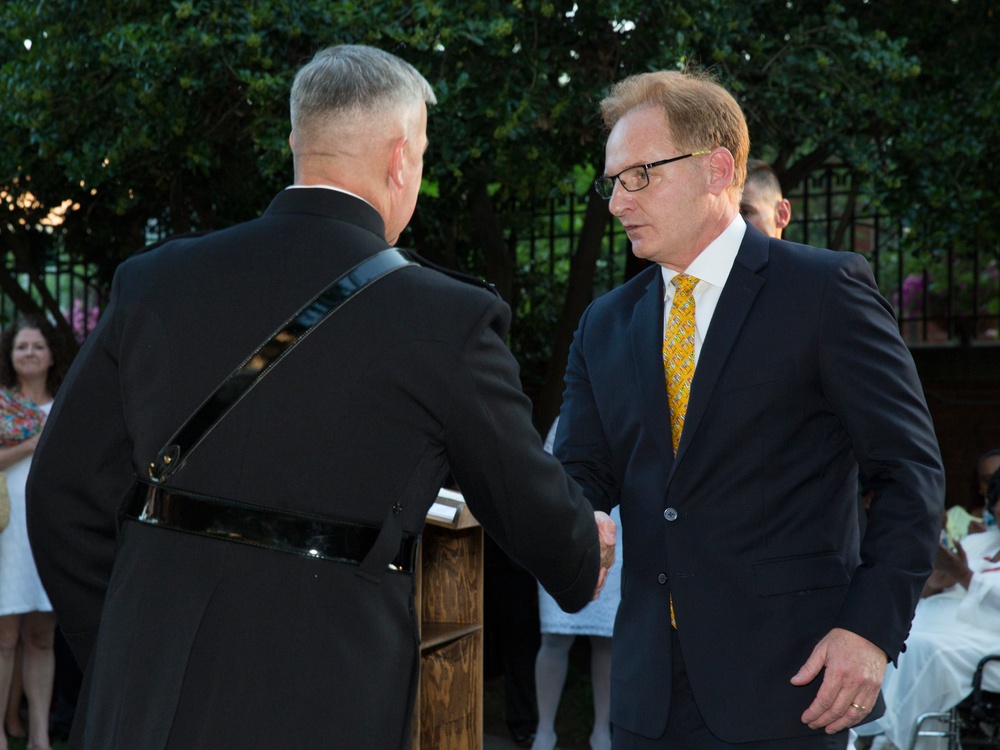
<box><xmin>595</xmin><ymin>166</ymin><xmax>648</xmax><ymax>199</ymax></box>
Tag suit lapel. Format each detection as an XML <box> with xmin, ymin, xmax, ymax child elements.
<box><xmin>671</xmin><ymin>230</ymin><xmax>769</xmax><ymax>471</ymax></box>
<box><xmin>630</xmin><ymin>268</ymin><xmax>675</xmax><ymax>466</ymax></box>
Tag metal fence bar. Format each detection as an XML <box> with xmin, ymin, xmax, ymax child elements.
<box><xmin>3</xmin><ymin>165</ymin><xmax>998</xmax><ymax>347</ymax></box>
<box><xmin>506</xmin><ymin>163</ymin><xmax>998</xmax><ymax>347</ymax></box>
<box><xmin>0</xmin><ymin>256</ymin><xmax>106</xmax><ymax>342</ymax></box>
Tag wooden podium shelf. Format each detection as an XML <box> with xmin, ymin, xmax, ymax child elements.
<box><xmin>412</xmin><ymin>492</ymin><xmax>483</xmax><ymax>750</ymax></box>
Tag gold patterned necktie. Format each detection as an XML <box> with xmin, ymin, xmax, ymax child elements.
<box><xmin>663</xmin><ymin>273</ymin><xmax>699</xmax><ymax>455</ymax></box>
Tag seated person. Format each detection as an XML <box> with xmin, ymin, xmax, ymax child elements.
<box><xmin>857</xmin><ymin>469</ymin><xmax>1000</xmax><ymax>749</ymax></box>
<box><xmin>944</xmin><ymin>448</ymin><xmax>1000</xmax><ymax>544</ymax></box>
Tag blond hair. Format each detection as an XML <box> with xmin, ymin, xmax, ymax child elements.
<box><xmin>600</xmin><ymin>70</ymin><xmax>750</xmax><ymax>191</ymax></box>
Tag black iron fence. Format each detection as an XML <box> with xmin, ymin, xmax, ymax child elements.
<box><xmin>0</xmin><ymin>262</ymin><xmax>105</xmax><ymax>344</ymax></box>
<box><xmin>4</xmin><ymin>164</ymin><xmax>998</xmax><ymax>347</ymax></box>
<box><xmin>784</xmin><ymin>165</ymin><xmax>999</xmax><ymax>346</ymax></box>
<box><xmin>509</xmin><ymin>163</ymin><xmax>1000</xmax><ymax>347</ymax></box>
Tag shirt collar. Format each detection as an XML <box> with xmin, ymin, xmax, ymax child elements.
<box><xmin>661</xmin><ymin>214</ymin><xmax>747</xmax><ymax>292</ymax></box>
<box><xmin>286</xmin><ymin>183</ymin><xmax>377</xmax><ymax>212</ymax></box>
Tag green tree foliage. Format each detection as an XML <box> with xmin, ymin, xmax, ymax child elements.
<box><xmin>1</xmin><ymin>1</ymin><xmax>989</xmax><ymax>421</ymax></box>
<box><xmin>853</xmin><ymin>1</ymin><xmax>1000</xmax><ymax>338</ymax></box>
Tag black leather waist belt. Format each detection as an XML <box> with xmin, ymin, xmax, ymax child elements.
<box><xmin>126</xmin><ymin>481</ymin><xmax>419</xmax><ymax>574</ymax></box>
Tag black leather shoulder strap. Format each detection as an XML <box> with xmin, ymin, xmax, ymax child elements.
<box><xmin>147</xmin><ymin>247</ymin><xmax>418</xmax><ymax>483</ymax></box>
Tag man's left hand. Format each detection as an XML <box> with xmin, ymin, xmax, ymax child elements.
<box><xmin>791</xmin><ymin>627</ymin><xmax>888</xmax><ymax>733</ymax></box>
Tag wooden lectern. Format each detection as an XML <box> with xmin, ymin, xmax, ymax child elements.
<box><xmin>412</xmin><ymin>490</ymin><xmax>484</xmax><ymax>750</ymax></box>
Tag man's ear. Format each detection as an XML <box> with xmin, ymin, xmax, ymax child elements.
<box><xmin>388</xmin><ymin>136</ymin><xmax>408</xmax><ymax>189</ymax></box>
<box><xmin>775</xmin><ymin>198</ymin><xmax>792</xmax><ymax>230</ymax></box>
<box><xmin>288</xmin><ymin>132</ymin><xmax>295</xmax><ymax>151</ymax></box>
<box><xmin>707</xmin><ymin>148</ymin><xmax>735</xmax><ymax>195</ymax></box>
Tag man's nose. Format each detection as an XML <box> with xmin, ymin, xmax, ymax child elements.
<box><xmin>608</xmin><ymin>181</ymin><xmax>632</xmax><ymax>216</ymax></box>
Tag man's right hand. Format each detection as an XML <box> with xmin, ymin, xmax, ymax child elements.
<box><xmin>592</xmin><ymin>510</ymin><xmax>616</xmax><ymax>599</ymax></box>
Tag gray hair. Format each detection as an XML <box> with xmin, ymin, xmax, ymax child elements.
<box><xmin>290</xmin><ymin>45</ymin><xmax>436</xmax><ymax>138</ymax></box>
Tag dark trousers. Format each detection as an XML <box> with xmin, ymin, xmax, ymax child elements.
<box><xmin>52</xmin><ymin>627</ymin><xmax>82</xmax><ymax>740</ymax></box>
<box><xmin>483</xmin><ymin>536</ymin><xmax>540</xmax><ymax>739</ymax></box>
<box><xmin>613</xmin><ymin>629</ymin><xmax>848</xmax><ymax>750</ymax></box>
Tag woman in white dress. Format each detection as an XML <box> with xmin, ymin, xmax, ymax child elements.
<box><xmin>0</xmin><ymin>316</ymin><xmax>63</xmax><ymax>750</ymax></box>
<box><xmin>532</xmin><ymin>418</ymin><xmax>622</xmax><ymax>750</ymax></box>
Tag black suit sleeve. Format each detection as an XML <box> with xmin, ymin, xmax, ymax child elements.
<box><xmin>550</xmin><ymin>301</ymin><xmax>621</xmax><ymax>515</ymax></box>
<box><xmin>442</xmin><ymin>298</ymin><xmax>601</xmax><ymax>614</ymax></box>
<box><xmin>820</xmin><ymin>253</ymin><xmax>944</xmax><ymax>660</ymax></box>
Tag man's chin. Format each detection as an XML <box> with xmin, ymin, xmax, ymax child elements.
<box><xmin>630</xmin><ymin>242</ymin><xmax>657</xmax><ymax>262</ymax></box>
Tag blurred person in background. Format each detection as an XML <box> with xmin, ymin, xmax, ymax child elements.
<box><xmin>740</xmin><ymin>159</ymin><xmax>791</xmax><ymax>239</ymax></box>
<box><xmin>0</xmin><ymin>316</ymin><xmax>64</xmax><ymax>750</ymax></box>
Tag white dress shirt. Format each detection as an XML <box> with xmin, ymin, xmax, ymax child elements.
<box><xmin>660</xmin><ymin>215</ymin><xmax>747</xmax><ymax>364</ymax></box>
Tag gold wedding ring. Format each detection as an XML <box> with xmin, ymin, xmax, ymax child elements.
<box><xmin>851</xmin><ymin>702</ymin><xmax>867</xmax><ymax>712</ymax></box>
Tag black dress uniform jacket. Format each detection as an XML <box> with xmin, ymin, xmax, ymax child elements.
<box><xmin>27</xmin><ymin>187</ymin><xmax>601</xmax><ymax>750</ymax></box>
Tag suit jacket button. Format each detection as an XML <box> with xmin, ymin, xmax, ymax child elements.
<box><xmin>664</xmin><ymin>507</ymin><xmax>678</xmax><ymax>521</ymax></box>
<box><xmin>657</xmin><ymin>573</ymin><xmax>668</xmax><ymax>585</ymax></box>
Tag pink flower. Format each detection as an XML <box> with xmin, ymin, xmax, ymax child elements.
<box><xmin>63</xmin><ymin>299</ymin><xmax>101</xmax><ymax>344</ymax></box>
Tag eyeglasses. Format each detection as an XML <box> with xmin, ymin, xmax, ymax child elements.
<box><xmin>593</xmin><ymin>150</ymin><xmax>712</xmax><ymax>200</ymax></box>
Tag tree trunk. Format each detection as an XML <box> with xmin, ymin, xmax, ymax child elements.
<box><xmin>831</xmin><ymin>180</ymin><xmax>858</xmax><ymax>252</ymax></box>
<box><xmin>534</xmin><ymin>191</ymin><xmax>610</xmax><ymax>432</ymax></box>
<box><xmin>469</xmin><ymin>180</ymin><xmax>513</xmax><ymax>304</ymax></box>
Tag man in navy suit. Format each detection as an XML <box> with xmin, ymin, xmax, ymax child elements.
<box><xmin>554</xmin><ymin>69</ymin><xmax>945</xmax><ymax>749</ymax></box>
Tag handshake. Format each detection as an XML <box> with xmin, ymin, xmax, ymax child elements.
<box><xmin>592</xmin><ymin>510</ymin><xmax>617</xmax><ymax>600</ymax></box>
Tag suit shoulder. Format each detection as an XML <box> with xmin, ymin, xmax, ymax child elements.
<box><xmin>769</xmin><ymin>238</ymin><xmax>864</xmax><ymax>268</ymax></box>
<box><xmin>405</xmin><ymin>251</ymin><xmax>500</xmax><ymax>300</ymax></box>
<box><xmin>118</xmin><ymin>232</ymin><xmax>217</xmax><ymax>279</ymax></box>
<box><xmin>398</xmin><ymin>252</ymin><xmax>508</xmax><ymax>321</ymax></box>
<box><xmin>390</xmin><ymin>252</ymin><xmax>511</xmax><ymax>339</ymax></box>
<box><xmin>140</xmin><ymin>230</ymin><xmax>214</xmax><ymax>256</ymax></box>
<box><xmin>766</xmin><ymin>239</ymin><xmax>872</xmax><ymax>282</ymax></box>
